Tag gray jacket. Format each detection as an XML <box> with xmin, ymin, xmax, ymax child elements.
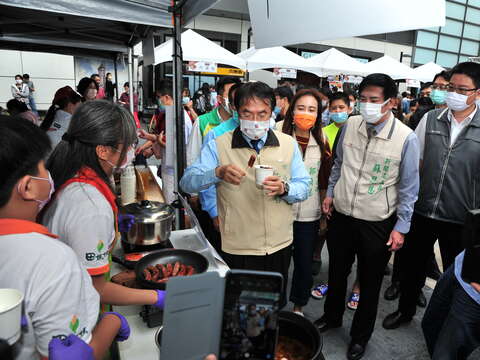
<box><xmin>415</xmin><ymin>108</ymin><xmax>480</xmax><ymax>224</ymax></box>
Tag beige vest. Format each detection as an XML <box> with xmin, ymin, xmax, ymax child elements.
<box><xmin>277</xmin><ymin>121</ymin><xmax>321</xmax><ymax>222</ymax></box>
<box><xmin>333</xmin><ymin>114</ymin><xmax>412</xmax><ymax>221</ymax></box>
<box><xmin>216</xmin><ymin>129</ymin><xmax>295</xmax><ymax>255</ymax></box>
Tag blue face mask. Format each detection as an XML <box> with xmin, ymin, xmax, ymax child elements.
<box><xmin>430</xmin><ymin>89</ymin><xmax>446</xmax><ymax>105</ymax></box>
<box><xmin>182</xmin><ymin>96</ymin><xmax>190</xmax><ymax>105</ymax></box>
<box><xmin>273</xmin><ymin>106</ymin><xmax>281</xmax><ymax>116</ymax></box>
<box><xmin>329</xmin><ymin>111</ymin><xmax>348</xmax><ymax>124</ymax></box>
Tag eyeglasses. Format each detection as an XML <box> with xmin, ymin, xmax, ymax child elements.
<box><xmin>446</xmin><ymin>85</ymin><xmax>478</xmax><ymax>95</ymax></box>
<box><xmin>431</xmin><ymin>84</ymin><xmax>448</xmax><ymax>91</ymax></box>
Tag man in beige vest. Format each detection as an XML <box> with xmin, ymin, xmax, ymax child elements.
<box><xmin>180</xmin><ymin>82</ymin><xmax>311</xmax><ymax>305</ymax></box>
<box><xmin>314</xmin><ymin>74</ymin><xmax>420</xmax><ymax>360</ymax></box>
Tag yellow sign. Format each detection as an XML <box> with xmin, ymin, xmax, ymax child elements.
<box><xmin>200</xmin><ymin>67</ymin><xmax>245</xmax><ymax>77</ymax></box>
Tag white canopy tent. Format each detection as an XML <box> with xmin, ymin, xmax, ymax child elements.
<box><xmin>363</xmin><ymin>55</ymin><xmax>415</xmax><ymax>80</ymax></box>
<box><xmin>237</xmin><ymin>46</ymin><xmax>316</xmax><ymax>73</ymax></box>
<box><xmin>411</xmin><ymin>62</ymin><xmax>446</xmax><ymax>83</ymax></box>
<box><xmin>154</xmin><ymin>29</ymin><xmax>246</xmax><ymax>69</ymax></box>
<box><xmin>305</xmin><ymin>48</ymin><xmax>368</xmax><ymax>77</ymax></box>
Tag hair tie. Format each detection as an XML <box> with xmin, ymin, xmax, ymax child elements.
<box><xmin>62</xmin><ymin>132</ymin><xmax>74</xmax><ymax>143</ymax></box>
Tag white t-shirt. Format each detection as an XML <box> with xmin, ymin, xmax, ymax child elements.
<box><xmin>0</xmin><ymin>231</ymin><xmax>99</xmax><ymax>359</ymax></box>
<box><xmin>415</xmin><ymin>106</ymin><xmax>477</xmax><ymax>160</ymax></box>
<box><xmin>43</xmin><ymin>182</ymin><xmax>115</xmax><ymax>276</ymax></box>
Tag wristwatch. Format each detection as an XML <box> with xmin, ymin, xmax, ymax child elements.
<box><xmin>280</xmin><ymin>181</ymin><xmax>290</xmax><ymax>197</ymax></box>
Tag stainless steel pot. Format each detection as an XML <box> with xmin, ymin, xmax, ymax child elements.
<box><xmin>121</xmin><ymin>200</ymin><xmax>175</xmax><ymax>246</ymax></box>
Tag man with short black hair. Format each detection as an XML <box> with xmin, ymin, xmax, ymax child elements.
<box><xmin>180</xmin><ymin>81</ymin><xmax>310</xmax><ymax>305</ymax></box>
<box><xmin>273</xmin><ymin>86</ymin><xmax>294</xmax><ymax>122</ymax></box>
<box><xmin>316</xmin><ymin>73</ymin><xmax>420</xmax><ymax>360</ymax></box>
<box><xmin>384</xmin><ymin>61</ymin><xmax>480</xmax><ymax>331</ymax></box>
<box><xmin>429</xmin><ymin>70</ymin><xmax>451</xmax><ymax>108</ymax></box>
<box><xmin>420</xmin><ymin>82</ymin><xmax>433</xmax><ymax>98</ymax></box>
<box><xmin>22</xmin><ymin>74</ymin><xmax>37</xmax><ymax>115</ymax></box>
<box><xmin>187</xmin><ymin>76</ymin><xmax>242</xmax><ymax>166</ymax></box>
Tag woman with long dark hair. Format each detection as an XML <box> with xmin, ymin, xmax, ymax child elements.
<box><xmin>42</xmin><ymin>100</ymin><xmax>165</xmax><ymax>310</ymax></box>
<box><xmin>40</xmin><ymin>86</ymin><xmax>82</xmax><ymax>149</ymax></box>
<box><xmin>279</xmin><ymin>88</ymin><xmax>332</xmax><ymax>315</ymax></box>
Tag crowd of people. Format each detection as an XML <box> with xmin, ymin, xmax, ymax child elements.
<box><xmin>1</xmin><ymin>61</ymin><xmax>480</xmax><ymax>360</ymax></box>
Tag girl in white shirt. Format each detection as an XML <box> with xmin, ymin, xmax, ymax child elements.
<box><xmin>43</xmin><ymin>101</ymin><xmax>165</xmax><ymax>309</ymax></box>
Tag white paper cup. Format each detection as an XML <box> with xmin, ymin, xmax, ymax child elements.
<box><xmin>255</xmin><ymin>165</ymin><xmax>274</xmax><ymax>189</ymax></box>
<box><xmin>0</xmin><ymin>289</ymin><xmax>24</xmax><ymax>345</ymax></box>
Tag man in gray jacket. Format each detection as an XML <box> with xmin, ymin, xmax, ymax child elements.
<box><xmin>384</xmin><ymin>61</ymin><xmax>480</xmax><ymax>330</ymax></box>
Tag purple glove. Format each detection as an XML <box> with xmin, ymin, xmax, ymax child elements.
<box><xmin>154</xmin><ymin>290</ymin><xmax>166</xmax><ymax>309</ymax></box>
<box><xmin>21</xmin><ymin>315</ymin><xmax>28</xmax><ymax>329</ymax></box>
<box><xmin>101</xmin><ymin>312</ymin><xmax>130</xmax><ymax>342</ymax></box>
<box><xmin>118</xmin><ymin>214</ymin><xmax>135</xmax><ymax>233</ymax></box>
<box><xmin>48</xmin><ymin>334</ymin><xmax>94</xmax><ymax>360</ymax></box>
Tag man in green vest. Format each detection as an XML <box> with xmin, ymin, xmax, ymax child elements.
<box><xmin>186</xmin><ymin>76</ymin><xmax>241</xmax><ymax>166</ymax></box>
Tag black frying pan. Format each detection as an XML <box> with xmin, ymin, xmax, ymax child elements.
<box><xmin>135</xmin><ymin>249</ymin><xmax>209</xmax><ymax>290</ymax></box>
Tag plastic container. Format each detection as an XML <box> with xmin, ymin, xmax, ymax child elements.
<box><xmin>120</xmin><ymin>165</ymin><xmax>136</xmax><ymax>205</ymax></box>
<box><xmin>254</xmin><ymin>164</ymin><xmax>274</xmax><ymax>189</ymax></box>
<box><xmin>0</xmin><ymin>288</ymin><xmax>24</xmax><ymax>345</ymax></box>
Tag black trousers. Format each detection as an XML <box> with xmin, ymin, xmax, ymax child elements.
<box><xmin>324</xmin><ymin>211</ymin><xmax>395</xmax><ymax>344</ymax></box>
<box><xmin>222</xmin><ymin>245</ymin><xmax>292</xmax><ymax>308</ymax></box>
<box><xmin>399</xmin><ymin>213</ymin><xmax>465</xmax><ymax>318</ymax></box>
<box><xmin>290</xmin><ymin>220</ymin><xmax>320</xmax><ymax>306</ymax></box>
<box><xmin>422</xmin><ymin>265</ymin><xmax>480</xmax><ymax>360</ymax></box>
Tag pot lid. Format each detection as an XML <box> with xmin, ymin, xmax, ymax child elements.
<box><xmin>122</xmin><ymin>200</ymin><xmax>174</xmax><ymax>223</ymax></box>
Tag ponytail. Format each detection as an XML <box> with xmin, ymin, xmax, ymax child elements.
<box><xmin>40</xmin><ymin>104</ymin><xmax>59</xmax><ymax>131</ymax></box>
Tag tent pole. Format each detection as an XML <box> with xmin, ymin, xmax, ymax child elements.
<box><xmin>172</xmin><ymin>0</ymin><xmax>185</xmax><ymax>229</ymax></box>
<box><xmin>128</xmin><ymin>47</ymin><xmax>134</xmax><ymax>115</ymax></box>
<box><xmin>114</xmin><ymin>55</ymin><xmax>119</xmax><ymax>101</ymax></box>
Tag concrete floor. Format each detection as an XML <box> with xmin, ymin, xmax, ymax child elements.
<box><xmin>283</xmin><ymin>243</ymin><xmax>480</xmax><ymax>360</ymax></box>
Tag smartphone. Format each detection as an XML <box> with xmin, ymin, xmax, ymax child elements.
<box><xmin>219</xmin><ymin>270</ymin><xmax>283</xmax><ymax>360</ymax></box>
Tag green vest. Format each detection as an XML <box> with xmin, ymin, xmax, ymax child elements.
<box><xmin>323</xmin><ymin>122</ymin><xmax>341</xmax><ymax>150</ymax></box>
<box><xmin>199</xmin><ymin>109</ymin><xmax>222</xmax><ymax>137</ymax></box>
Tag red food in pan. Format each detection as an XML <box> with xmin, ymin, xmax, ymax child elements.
<box><xmin>142</xmin><ymin>261</ymin><xmax>199</xmax><ymax>283</ymax></box>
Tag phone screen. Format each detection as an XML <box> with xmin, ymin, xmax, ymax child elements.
<box><xmin>219</xmin><ymin>272</ymin><xmax>282</xmax><ymax>360</ymax></box>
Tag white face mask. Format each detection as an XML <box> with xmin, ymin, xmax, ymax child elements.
<box><xmin>360</xmin><ymin>99</ymin><xmax>390</xmax><ymax>124</ymax></box>
<box><xmin>15</xmin><ymin>79</ymin><xmax>23</xmax><ymax>84</ymax></box>
<box><xmin>86</xmin><ymin>88</ymin><xmax>97</xmax><ymax>100</ymax></box>
<box><xmin>445</xmin><ymin>92</ymin><xmax>472</xmax><ymax>112</ymax></box>
<box><xmin>240</xmin><ymin>119</ymin><xmax>270</xmax><ymax>140</ymax></box>
<box><xmin>222</xmin><ymin>97</ymin><xmax>232</xmax><ymax>115</ymax></box>
<box><xmin>19</xmin><ymin>171</ymin><xmax>55</xmax><ymax>212</ymax></box>
<box><xmin>321</xmin><ymin>100</ymin><xmax>328</xmax><ymax>108</ymax></box>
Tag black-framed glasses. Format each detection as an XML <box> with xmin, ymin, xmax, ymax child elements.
<box><xmin>446</xmin><ymin>85</ymin><xmax>478</xmax><ymax>95</ymax></box>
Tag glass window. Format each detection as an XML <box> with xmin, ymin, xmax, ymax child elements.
<box><xmin>466</xmin><ymin>7</ymin><xmax>480</xmax><ymax>23</ymax></box>
<box><xmin>452</xmin><ymin>0</ymin><xmax>467</xmax><ymax>3</ymax></box>
<box><xmin>438</xmin><ymin>35</ymin><xmax>461</xmax><ymax>52</ymax></box>
<box><xmin>416</xmin><ymin>31</ymin><xmax>439</xmax><ymax>49</ymax></box>
<box><xmin>414</xmin><ymin>48</ymin><xmax>436</xmax><ymax>65</ymax></box>
<box><xmin>446</xmin><ymin>1</ymin><xmax>466</xmax><ymax>19</ymax></box>
<box><xmin>437</xmin><ymin>52</ymin><xmax>459</xmax><ymax>68</ymax></box>
<box><xmin>464</xmin><ymin>24</ymin><xmax>480</xmax><ymax>38</ymax></box>
<box><xmin>461</xmin><ymin>39</ymin><xmax>480</xmax><ymax>55</ymax></box>
<box><xmin>459</xmin><ymin>55</ymin><xmax>471</xmax><ymax>63</ymax></box>
<box><xmin>424</xmin><ymin>27</ymin><xmax>439</xmax><ymax>32</ymax></box>
<box><xmin>441</xmin><ymin>19</ymin><xmax>464</xmax><ymax>35</ymax></box>
<box><xmin>469</xmin><ymin>0</ymin><xmax>480</xmax><ymax>7</ymax></box>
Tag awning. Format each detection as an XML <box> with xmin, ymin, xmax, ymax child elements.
<box><xmin>411</xmin><ymin>62</ymin><xmax>446</xmax><ymax>83</ymax></box>
<box><xmin>0</xmin><ymin>0</ymin><xmax>221</xmax><ymax>57</ymax></box>
<box><xmin>363</xmin><ymin>55</ymin><xmax>415</xmax><ymax>80</ymax></box>
<box><xmin>305</xmin><ymin>48</ymin><xmax>368</xmax><ymax>77</ymax></box>
<box><xmin>237</xmin><ymin>46</ymin><xmax>316</xmax><ymax>73</ymax></box>
<box><xmin>154</xmin><ymin>29</ymin><xmax>246</xmax><ymax>70</ymax></box>
<box><xmin>247</xmin><ymin>0</ymin><xmax>445</xmax><ymax>49</ymax></box>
